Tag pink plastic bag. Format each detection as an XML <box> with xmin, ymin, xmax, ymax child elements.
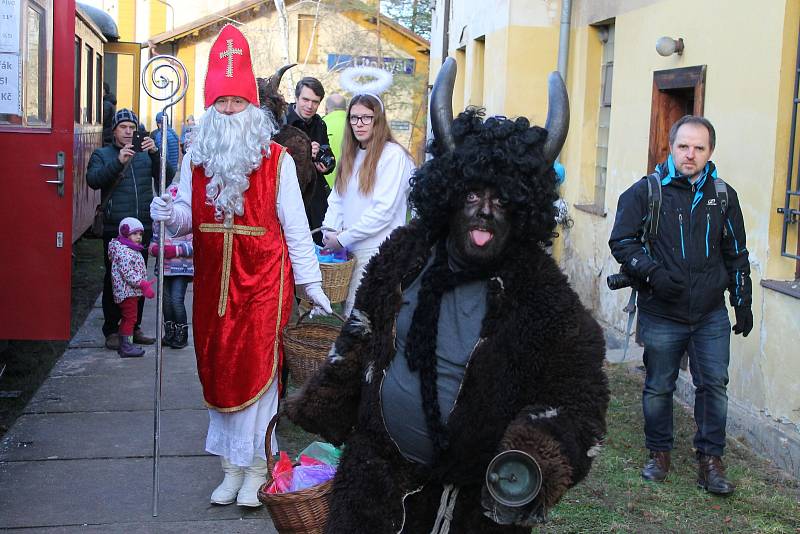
<box><xmin>288</xmin><ymin>463</ymin><xmax>337</xmax><ymax>492</ymax></box>
<box><xmin>266</xmin><ymin>451</ymin><xmax>294</xmax><ymax>494</ymax></box>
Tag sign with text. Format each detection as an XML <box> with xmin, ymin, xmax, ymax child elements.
<box><xmin>0</xmin><ymin>52</ymin><xmax>20</xmax><ymax>114</ymax></box>
<box><xmin>0</xmin><ymin>0</ymin><xmax>20</xmax><ymax>54</ymax></box>
<box><xmin>390</xmin><ymin>120</ymin><xmax>410</xmax><ymax>131</ymax></box>
<box><xmin>327</xmin><ymin>54</ymin><xmax>415</xmax><ymax>76</ymax></box>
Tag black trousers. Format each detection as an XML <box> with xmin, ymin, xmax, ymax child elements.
<box><xmin>102</xmin><ymin>232</ymin><xmax>151</xmax><ymax>337</ymax></box>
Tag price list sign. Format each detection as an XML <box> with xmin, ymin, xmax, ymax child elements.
<box><xmin>0</xmin><ymin>0</ymin><xmax>20</xmax><ymax>53</ymax></box>
<box><xmin>0</xmin><ymin>0</ymin><xmax>20</xmax><ymax>115</ymax></box>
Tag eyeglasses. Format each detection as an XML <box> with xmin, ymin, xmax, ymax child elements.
<box><xmin>348</xmin><ymin>114</ymin><xmax>374</xmax><ymax>125</ymax></box>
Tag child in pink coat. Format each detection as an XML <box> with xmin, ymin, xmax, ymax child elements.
<box><xmin>108</xmin><ymin>217</ymin><xmax>155</xmax><ymax>357</ymax></box>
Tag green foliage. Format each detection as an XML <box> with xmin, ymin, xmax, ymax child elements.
<box><xmin>381</xmin><ymin>0</ymin><xmax>432</xmax><ymax>39</ymax></box>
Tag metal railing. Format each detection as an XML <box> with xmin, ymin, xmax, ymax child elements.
<box><xmin>779</xmin><ymin>21</ymin><xmax>800</xmax><ymax>276</ymax></box>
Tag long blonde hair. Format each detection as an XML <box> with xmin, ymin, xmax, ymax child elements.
<box><xmin>335</xmin><ymin>94</ymin><xmax>409</xmax><ymax>196</ymax></box>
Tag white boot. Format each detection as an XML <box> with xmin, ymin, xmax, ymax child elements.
<box><xmin>236</xmin><ymin>455</ymin><xmax>268</xmax><ymax>507</ymax></box>
<box><xmin>210</xmin><ymin>457</ymin><xmax>245</xmax><ymax>505</ymax></box>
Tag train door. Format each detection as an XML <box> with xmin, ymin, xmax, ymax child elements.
<box><xmin>0</xmin><ymin>0</ymin><xmax>75</xmax><ymax>339</ymax></box>
<box><xmin>104</xmin><ymin>41</ymin><xmax>141</xmax><ymax>115</ymax></box>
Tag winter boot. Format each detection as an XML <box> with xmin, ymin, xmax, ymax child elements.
<box><xmin>162</xmin><ymin>321</ymin><xmax>176</xmax><ymax>347</ymax></box>
<box><xmin>169</xmin><ymin>323</ymin><xmax>189</xmax><ymax>349</ymax></box>
<box><xmin>236</xmin><ymin>455</ymin><xmax>267</xmax><ymax>507</ymax></box>
<box><xmin>118</xmin><ymin>336</ymin><xmax>145</xmax><ymax>358</ymax></box>
<box><xmin>210</xmin><ymin>457</ymin><xmax>245</xmax><ymax>505</ymax></box>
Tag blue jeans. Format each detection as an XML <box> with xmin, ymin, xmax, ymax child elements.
<box><xmin>639</xmin><ymin>307</ymin><xmax>731</xmax><ymax>456</ymax></box>
<box><xmin>163</xmin><ymin>275</ymin><xmax>191</xmax><ymax>324</ymax></box>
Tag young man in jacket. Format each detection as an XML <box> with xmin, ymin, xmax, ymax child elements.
<box><xmin>286</xmin><ymin>77</ymin><xmax>335</xmax><ymax>243</ymax></box>
<box><xmin>87</xmin><ymin>108</ymin><xmax>175</xmax><ymax>350</ymax></box>
<box><xmin>609</xmin><ymin>115</ymin><xmax>752</xmax><ymax>495</ymax></box>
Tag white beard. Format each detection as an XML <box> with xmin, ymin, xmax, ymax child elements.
<box><xmin>191</xmin><ymin>105</ymin><xmax>278</xmax><ymax>226</ymax></box>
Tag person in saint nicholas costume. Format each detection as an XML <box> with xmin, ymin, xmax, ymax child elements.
<box><xmin>150</xmin><ymin>24</ymin><xmax>332</xmax><ymax>508</ymax></box>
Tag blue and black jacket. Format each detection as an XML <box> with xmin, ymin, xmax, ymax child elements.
<box><xmin>609</xmin><ymin>156</ymin><xmax>751</xmax><ymax>324</ymax></box>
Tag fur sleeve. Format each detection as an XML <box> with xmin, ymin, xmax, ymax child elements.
<box><xmin>499</xmin><ymin>310</ymin><xmax>608</xmax><ymax>511</ymax></box>
<box><xmin>283</xmin><ymin>310</ymin><xmax>371</xmax><ymax>445</ymax></box>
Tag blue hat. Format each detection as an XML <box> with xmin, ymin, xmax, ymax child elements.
<box><xmin>112</xmin><ymin>108</ymin><xmax>138</xmax><ymax>130</ymax></box>
<box><xmin>155</xmin><ymin>111</ymin><xmax>164</xmax><ymax>124</ymax></box>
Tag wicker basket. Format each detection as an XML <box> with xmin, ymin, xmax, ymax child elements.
<box><xmin>319</xmin><ymin>256</ymin><xmax>355</xmax><ymax>304</ymax></box>
<box><xmin>258</xmin><ymin>413</ymin><xmax>333</xmax><ymax>533</ymax></box>
<box><xmin>283</xmin><ymin>311</ymin><xmax>345</xmax><ymax>386</ymax></box>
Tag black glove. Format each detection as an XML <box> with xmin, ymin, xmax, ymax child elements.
<box><xmin>732</xmin><ymin>306</ymin><xmax>753</xmax><ymax>337</ymax></box>
<box><xmin>481</xmin><ymin>485</ymin><xmax>546</xmax><ymax>527</ymax></box>
<box><xmin>647</xmin><ymin>268</ymin><xmax>684</xmax><ymax>302</ymax></box>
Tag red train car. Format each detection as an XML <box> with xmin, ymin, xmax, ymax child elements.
<box><xmin>0</xmin><ymin>0</ymin><xmax>140</xmax><ymax>340</ymax></box>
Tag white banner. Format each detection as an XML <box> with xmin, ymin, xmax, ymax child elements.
<box><xmin>0</xmin><ymin>0</ymin><xmax>21</xmax><ymax>54</ymax></box>
<box><xmin>0</xmin><ymin>52</ymin><xmax>20</xmax><ymax>114</ymax></box>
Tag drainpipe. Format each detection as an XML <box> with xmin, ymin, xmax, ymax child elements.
<box><xmin>556</xmin><ymin>0</ymin><xmax>572</xmax><ymax>81</ymax></box>
<box><xmin>441</xmin><ymin>0</ymin><xmax>451</xmax><ymax>64</ymax></box>
<box><xmin>555</xmin><ymin>0</ymin><xmax>571</xmax><ymax>162</ymax></box>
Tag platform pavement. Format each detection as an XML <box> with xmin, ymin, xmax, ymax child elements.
<box><xmin>0</xmin><ymin>280</ymin><xmax>278</xmax><ymax>532</ymax></box>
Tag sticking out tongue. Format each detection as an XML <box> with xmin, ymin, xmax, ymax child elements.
<box><xmin>470</xmin><ymin>229</ymin><xmax>493</xmax><ymax>247</ymax></box>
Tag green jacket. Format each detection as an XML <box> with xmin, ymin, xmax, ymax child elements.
<box><xmin>87</xmin><ymin>143</ymin><xmax>175</xmax><ymax>237</ymax></box>
<box><xmin>322</xmin><ymin>109</ymin><xmax>346</xmax><ymax>188</ymax></box>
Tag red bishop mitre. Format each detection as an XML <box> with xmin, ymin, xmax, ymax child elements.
<box><xmin>204</xmin><ymin>24</ymin><xmax>259</xmax><ymax>108</ymax></box>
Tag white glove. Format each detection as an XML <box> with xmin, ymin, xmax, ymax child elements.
<box><xmin>302</xmin><ymin>283</ymin><xmax>332</xmax><ymax>316</ymax></box>
<box><xmin>150</xmin><ymin>193</ymin><xmax>175</xmax><ymax>223</ymax></box>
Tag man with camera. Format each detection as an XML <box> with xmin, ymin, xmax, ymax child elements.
<box><xmin>87</xmin><ymin>108</ymin><xmax>175</xmax><ymax>350</ymax></box>
<box><xmin>286</xmin><ymin>77</ymin><xmax>336</xmax><ymax>244</ymax></box>
<box><xmin>608</xmin><ymin>115</ymin><xmax>751</xmax><ymax>495</ymax></box>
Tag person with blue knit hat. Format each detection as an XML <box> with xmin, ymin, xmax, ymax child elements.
<box><xmin>152</xmin><ymin>111</ymin><xmax>181</xmax><ymax>171</ymax></box>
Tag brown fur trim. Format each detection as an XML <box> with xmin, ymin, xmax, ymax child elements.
<box><xmin>500</xmin><ymin>426</ymin><xmax>573</xmax><ymax>509</ymax></box>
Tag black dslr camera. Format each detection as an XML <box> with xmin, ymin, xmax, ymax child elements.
<box><xmin>314</xmin><ymin>144</ymin><xmax>335</xmax><ymax>170</ymax></box>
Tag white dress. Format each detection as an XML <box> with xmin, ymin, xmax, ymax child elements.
<box><xmin>173</xmin><ymin>149</ymin><xmax>321</xmax><ymax>467</ymax></box>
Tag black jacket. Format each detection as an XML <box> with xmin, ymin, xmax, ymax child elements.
<box><xmin>87</xmin><ymin>143</ymin><xmax>175</xmax><ymax>237</ymax></box>
<box><xmin>609</xmin><ymin>159</ymin><xmax>751</xmax><ymax>324</ymax></box>
<box><xmin>286</xmin><ymin>104</ymin><xmax>334</xmax><ymax>174</ymax></box>
<box><xmin>286</xmin><ymin>221</ymin><xmax>608</xmax><ymax>532</ymax></box>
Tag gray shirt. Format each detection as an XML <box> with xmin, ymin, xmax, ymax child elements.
<box><xmin>380</xmin><ymin>260</ymin><xmax>487</xmax><ymax>465</ymax></box>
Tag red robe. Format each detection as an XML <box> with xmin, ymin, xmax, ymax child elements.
<box><xmin>191</xmin><ymin>142</ymin><xmax>294</xmax><ymax>411</ymax></box>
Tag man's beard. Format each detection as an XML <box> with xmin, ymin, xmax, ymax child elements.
<box><xmin>191</xmin><ymin>105</ymin><xmax>277</xmax><ymax>226</ymax></box>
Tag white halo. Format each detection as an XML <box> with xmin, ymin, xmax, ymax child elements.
<box><xmin>339</xmin><ymin>66</ymin><xmax>393</xmax><ymax>95</ymax></box>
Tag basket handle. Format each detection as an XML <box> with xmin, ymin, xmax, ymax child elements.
<box><xmin>296</xmin><ymin>309</ymin><xmax>347</xmax><ymax>326</ymax></box>
<box><xmin>265</xmin><ymin>411</ymin><xmax>281</xmax><ymax>471</ymax></box>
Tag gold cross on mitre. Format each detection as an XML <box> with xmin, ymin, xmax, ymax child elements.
<box><xmin>219</xmin><ymin>38</ymin><xmax>243</xmax><ymax>78</ymax></box>
<box><xmin>198</xmin><ymin>222</ymin><xmax>266</xmax><ymax>317</ymax></box>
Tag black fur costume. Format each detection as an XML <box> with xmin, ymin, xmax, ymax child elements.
<box><xmin>285</xmin><ymin>67</ymin><xmax>608</xmax><ymax>533</ymax></box>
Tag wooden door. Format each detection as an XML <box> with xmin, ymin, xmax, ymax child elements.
<box><xmin>0</xmin><ymin>0</ymin><xmax>74</xmax><ymax>339</ymax></box>
<box><xmin>647</xmin><ymin>66</ymin><xmax>706</xmax><ymax>172</ymax></box>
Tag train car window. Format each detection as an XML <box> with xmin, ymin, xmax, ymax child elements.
<box><xmin>74</xmin><ymin>37</ymin><xmax>81</xmax><ymax>123</ymax></box>
<box><xmin>85</xmin><ymin>44</ymin><xmax>93</xmax><ymax>123</ymax></box>
<box><xmin>95</xmin><ymin>53</ymin><xmax>102</xmax><ymax>125</ymax></box>
<box><xmin>0</xmin><ymin>0</ymin><xmax>53</xmax><ymax>128</ymax></box>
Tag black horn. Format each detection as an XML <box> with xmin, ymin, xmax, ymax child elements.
<box><xmin>542</xmin><ymin>71</ymin><xmax>570</xmax><ymax>164</ymax></box>
<box><xmin>267</xmin><ymin>63</ymin><xmax>297</xmax><ymax>96</ymax></box>
<box><xmin>430</xmin><ymin>57</ymin><xmax>456</xmax><ymax>153</ymax></box>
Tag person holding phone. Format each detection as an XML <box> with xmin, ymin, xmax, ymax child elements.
<box><xmin>87</xmin><ymin>108</ymin><xmax>175</xmax><ymax>351</ymax></box>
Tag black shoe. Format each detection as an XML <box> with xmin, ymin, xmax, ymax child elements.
<box><xmin>697</xmin><ymin>454</ymin><xmax>735</xmax><ymax>495</ymax></box>
<box><xmin>169</xmin><ymin>323</ymin><xmax>189</xmax><ymax>349</ymax></box>
<box><xmin>133</xmin><ymin>328</ymin><xmax>155</xmax><ymax>345</ymax></box>
<box><xmin>162</xmin><ymin>321</ymin><xmax>176</xmax><ymax>347</ymax></box>
<box><xmin>641</xmin><ymin>450</ymin><xmax>670</xmax><ymax>482</ymax></box>
<box><xmin>104</xmin><ymin>333</ymin><xmax>120</xmax><ymax>351</ymax></box>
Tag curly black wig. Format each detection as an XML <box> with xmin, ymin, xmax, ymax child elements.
<box><xmin>409</xmin><ymin>108</ymin><xmax>559</xmax><ymax>246</ymax></box>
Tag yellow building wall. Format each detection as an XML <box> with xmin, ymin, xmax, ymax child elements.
<box><xmin>556</xmin><ymin>0</ymin><xmax>800</xmax><ymax>424</ymax></box>
<box><xmin>117</xmin><ymin>0</ymin><xmax>136</xmax><ymax>42</ymax></box>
